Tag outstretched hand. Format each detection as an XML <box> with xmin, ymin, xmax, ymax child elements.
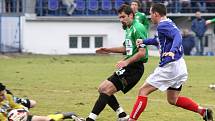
<box><xmin>206</xmin><ymin>20</ymin><xmax>212</xmax><ymax>25</ymax></box>
<box><xmin>162</xmin><ymin>52</ymin><xmax>175</xmax><ymax>59</ymax></box>
<box><xmin>95</xmin><ymin>47</ymin><xmax>110</xmax><ymax>54</ymax></box>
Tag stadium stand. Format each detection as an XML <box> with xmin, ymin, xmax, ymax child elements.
<box><xmin>87</xmin><ymin>0</ymin><xmax>99</xmax><ymax>15</ymax></box>
<box><xmin>114</xmin><ymin>0</ymin><xmax>125</xmax><ymax>14</ymax></box>
<box><xmin>1</xmin><ymin>0</ymin><xmax>215</xmax><ymax>16</ymax></box>
<box><xmin>48</xmin><ymin>0</ymin><xmax>59</xmax><ymax>11</ymax></box>
<box><xmin>35</xmin><ymin>0</ymin><xmax>215</xmax><ymax>16</ymax></box>
<box><xmin>73</xmin><ymin>0</ymin><xmax>86</xmax><ymax>15</ymax></box>
<box><xmin>35</xmin><ymin>0</ymin><xmax>46</xmax><ymax>16</ymax></box>
<box><xmin>101</xmin><ymin>0</ymin><xmax>113</xmax><ymax>15</ymax></box>
<box><xmin>47</xmin><ymin>0</ymin><xmax>59</xmax><ymax>15</ymax></box>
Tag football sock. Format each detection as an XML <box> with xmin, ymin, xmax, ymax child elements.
<box><xmin>129</xmin><ymin>96</ymin><xmax>148</xmax><ymax>120</ymax></box>
<box><xmin>47</xmin><ymin>114</ymin><xmax>63</xmax><ymax>121</ymax></box>
<box><xmin>107</xmin><ymin>95</ymin><xmax>127</xmax><ymax>117</ymax></box>
<box><xmin>107</xmin><ymin>95</ymin><xmax>120</xmax><ymax>111</ymax></box>
<box><xmin>198</xmin><ymin>106</ymin><xmax>206</xmax><ymax>116</ymax></box>
<box><xmin>176</xmin><ymin>96</ymin><xmax>202</xmax><ymax>114</ymax></box>
<box><xmin>86</xmin><ymin>113</ymin><xmax>97</xmax><ymax>121</ymax></box>
<box><xmin>88</xmin><ymin>93</ymin><xmax>110</xmax><ymax>120</ymax></box>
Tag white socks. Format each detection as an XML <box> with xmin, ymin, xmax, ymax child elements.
<box><xmin>116</xmin><ymin>107</ymin><xmax>124</xmax><ymax>116</ymax></box>
<box><xmin>88</xmin><ymin>113</ymin><xmax>97</xmax><ymax>120</ymax></box>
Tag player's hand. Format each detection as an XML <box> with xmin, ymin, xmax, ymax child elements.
<box><xmin>116</xmin><ymin>60</ymin><xmax>128</xmax><ymax>69</ymax></box>
<box><xmin>162</xmin><ymin>52</ymin><xmax>175</xmax><ymax>59</ymax></box>
<box><xmin>136</xmin><ymin>39</ymin><xmax>143</xmax><ymax>47</ymax></box>
<box><xmin>95</xmin><ymin>47</ymin><xmax>110</xmax><ymax>54</ymax></box>
<box><xmin>206</xmin><ymin>20</ymin><xmax>212</xmax><ymax>25</ymax></box>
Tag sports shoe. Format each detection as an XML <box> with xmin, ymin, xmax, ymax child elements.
<box><xmin>118</xmin><ymin>115</ymin><xmax>129</xmax><ymax>121</ymax></box>
<box><xmin>72</xmin><ymin>116</ymin><xmax>86</xmax><ymax>121</ymax></box>
<box><xmin>48</xmin><ymin>113</ymin><xmax>64</xmax><ymax>121</ymax></box>
<box><xmin>62</xmin><ymin>112</ymin><xmax>77</xmax><ymax>119</ymax></box>
<box><xmin>85</xmin><ymin>117</ymin><xmax>94</xmax><ymax>121</ymax></box>
<box><xmin>50</xmin><ymin>112</ymin><xmax>78</xmax><ymax>121</ymax></box>
<box><xmin>203</xmin><ymin>108</ymin><xmax>213</xmax><ymax>121</ymax></box>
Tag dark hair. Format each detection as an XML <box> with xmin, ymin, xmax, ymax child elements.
<box><xmin>131</xmin><ymin>0</ymin><xmax>141</xmax><ymax>7</ymax></box>
<box><xmin>118</xmin><ymin>4</ymin><xmax>134</xmax><ymax>16</ymax></box>
<box><xmin>151</xmin><ymin>3</ymin><xmax>167</xmax><ymax>16</ymax></box>
<box><xmin>0</xmin><ymin>83</ymin><xmax>6</xmax><ymax>91</ymax></box>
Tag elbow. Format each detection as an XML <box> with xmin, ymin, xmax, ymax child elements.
<box><xmin>139</xmin><ymin>50</ymin><xmax>146</xmax><ymax>57</ymax></box>
<box><xmin>141</xmin><ymin>52</ymin><xmax>146</xmax><ymax>57</ymax></box>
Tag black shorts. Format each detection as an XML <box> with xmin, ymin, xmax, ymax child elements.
<box><xmin>107</xmin><ymin>61</ymin><xmax>144</xmax><ymax>94</ymax></box>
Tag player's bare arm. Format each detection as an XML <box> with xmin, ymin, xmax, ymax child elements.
<box><xmin>96</xmin><ymin>47</ymin><xmax>125</xmax><ymax>54</ymax></box>
<box><xmin>95</xmin><ymin>47</ymin><xmax>110</xmax><ymax>54</ymax></box>
<box><xmin>116</xmin><ymin>48</ymin><xmax>146</xmax><ymax>69</ymax></box>
<box><xmin>205</xmin><ymin>20</ymin><xmax>212</xmax><ymax>25</ymax></box>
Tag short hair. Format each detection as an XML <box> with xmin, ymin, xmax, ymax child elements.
<box><xmin>0</xmin><ymin>83</ymin><xmax>6</xmax><ymax>91</ymax></box>
<box><xmin>151</xmin><ymin>3</ymin><xmax>167</xmax><ymax>16</ymax></box>
<box><xmin>131</xmin><ymin>0</ymin><xmax>141</xmax><ymax>7</ymax></box>
<box><xmin>118</xmin><ymin>4</ymin><xmax>134</xmax><ymax>16</ymax></box>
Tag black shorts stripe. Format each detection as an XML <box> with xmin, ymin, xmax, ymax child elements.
<box><xmin>167</xmin><ymin>85</ymin><xmax>182</xmax><ymax>91</ymax></box>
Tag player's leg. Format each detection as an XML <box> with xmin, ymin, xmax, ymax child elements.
<box><xmin>87</xmin><ymin>61</ymin><xmax>144</xmax><ymax>121</ymax></box>
<box><xmin>13</xmin><ymin>97</ymin><xmax>37</xmax><ymax>109</ymax></box>
<box><xmin>29</xmin><ymin>115</ymin><xmax>50</xmax><ymax>121</ymax></box>
<box><xmin>86</xmin><ymin>80</ymin><xmax>118</xmax><ymax>121</ymax></box>
<box><xmin>167</xmin><ymin>58</ymin><xmax>213</xmax><ymax>121</ymax></box>
<box><xmin>29</xmin><ymin>99</ymin><xmax>37</xmax><ymax>108</ymax></box>
<box><xmin>128</xmin><ymin>82</ymin><xmax>157</xmax><ymax>121</ymax></box>
<box><xmin>29</xmin><ymin>112</ymin><xmax>77</xmax><ymax>121</ymax></box>
<box><xmin>6</xmin><ymin>88</ymin><xmax>37</xmax><ymax>109</ymax></box>
<box><xmin>167</xmin><ymin>87</ymin><xmax>213</xmax><ymax>121</ymax></box>
<box><xmin>129</xmin><ymin>60</ymin><xmax>179</xmax><ymax>121</ymax></box>
<box><xmin>107</xmin><ymin>95</ymin><xmax>129</xmax><ymax>121</ymax></box>
<box><xmin>113</xmin><ymin>61</ymin><xmax>144</xmax><ymax>121</ymax></box>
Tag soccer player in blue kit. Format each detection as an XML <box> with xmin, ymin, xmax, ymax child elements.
<box><xmin>128</xmin><ymin>3</ymin><xmax>213</xmax><ymax>121</ymax></box>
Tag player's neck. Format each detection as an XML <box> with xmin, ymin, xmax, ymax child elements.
<box><xmin>160</xmin><ymin>16</ymin><xmax>167</xmax><ymax>21</ymax></box>
<box><xmin>158</xmin><ymin>16</ymin><xmax>167</xmax><ymax>23</ymax></box>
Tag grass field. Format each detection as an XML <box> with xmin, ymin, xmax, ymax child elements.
<box><xmin>0</xmin><ymin>54</ymin><xmax>214</xmax><ymax>121</ymax></box>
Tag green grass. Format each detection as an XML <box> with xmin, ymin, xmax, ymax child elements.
<box><xmin>0</xmin><ymin>54</ymin><xmax>215</xmax><ymax>121</ymax></box>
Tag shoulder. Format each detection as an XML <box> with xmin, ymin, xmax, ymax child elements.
<box><xmin>158</xmin><ymin>20</ymin><xmax>180</xmax><ymax>33</ymax></box>
<box><xmin>159</xmin><ymin>19</ymin><xmax>178</xmax><ymax>28</ymax></box>
<box><xmin>138</xmin><ymin>12</ymin><xmax>146</xmax><ymax>16</ymax></box>
<box><xmin>133</xmin><ymin>21</ymin><xmax>146</xmax><ymax>31</ymax></box>
<box><xmin>157</xmin><ymin>21</ymin><xmax>171</xmax><ymax>30</ymax></box>
<box><xmin>136</xmin><ymin>12</ymin><xmax>146</xmax><ymax>18</ymax></box>
<box><xmin>5</xmin><ymin>94</ymin><xmax>13</xmax><ymax>100</ymax></box>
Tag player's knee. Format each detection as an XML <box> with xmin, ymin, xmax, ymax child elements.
<box><xmin>98</xmin><ymin>86</ymin><xmax>114</xmax><ymax>96</ymax></box>
<box><xmin>138</xmin><ymin>87</ymin><xmax>148</xmax><ymax>96</ymax></box>
<box><xmin>30</xmin><ymin>100</ymin><xmax>37</xmax><ymax>108</ymax></box>
<box><xmin>98</xmin><ymin>81</ymin><xmax>116</xmax><ymax>94</ymax></box>
<box><xmin>98</xmin><ymin>86</ymin><xmax>107</xmax><ymax>94</ymax></box>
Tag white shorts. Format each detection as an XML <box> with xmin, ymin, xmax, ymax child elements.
<box><xmin>146</xmin><ymin>58</ymin><xmax>188</xmax><ymax>91</ymax></box>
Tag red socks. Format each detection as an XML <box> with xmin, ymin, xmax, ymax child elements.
<box><xmin>129</xmin><ymin>96</ymin><xmax>148</xmax><ymax>120</ymax></box>
<box><xmin>129</xmin><ymin>96</ymin><xmax>205</xmax><ymax>120</ymax></box>
<box><xmin>176</xmin><ymin>96</ymin><xmax>205</xmax><ymax>116</ymax></box>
